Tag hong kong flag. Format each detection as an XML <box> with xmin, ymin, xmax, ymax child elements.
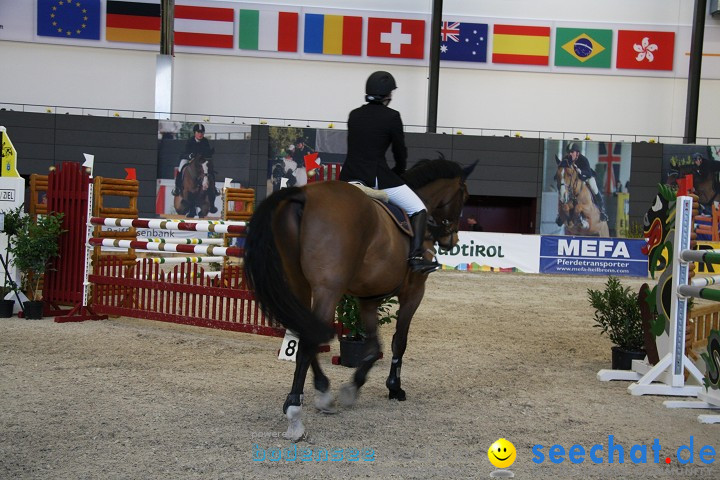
<box><xmin>367</xmin><ymin>17</ymin><xmax>425</xmax><ymax>59</ymax></box>
<box><xmin>616</xmin><ymin>30</ymin><xmax>675</xmax><ymax>71</ymax></box>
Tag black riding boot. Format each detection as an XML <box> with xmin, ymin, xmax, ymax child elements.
<box><xmin>172</xmin><ymin>170</ymin><xmax>183</xmax><ymax>196</ymax></box>
<box><xmin>594</xmin><ymin>192</ymin><xmax>608</xmax><ymax>222</ymax></box>
<box><xmin>208</xmin><ymin>188</ymin><xmax>218</xmax><ymax>213</ymax></box>
<box><xmin>408</xmin><ymin>210</ymin><xmax>440</xmax><ymax>274</ymax></box>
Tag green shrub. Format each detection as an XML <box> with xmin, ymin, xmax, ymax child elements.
<box><xmin>336</xmin><ymin>294</ymin><xmax>397</xmax><ymax>341</ymax></box>
<box><xmin>9</xmin><ymin>212</ymin><xmax>65</xmax><ymax>301</ymax></box>
<box><xmin>587</xmin><ymin>276</ymin><xmax>644</xmax><ymax>351</ymax></box>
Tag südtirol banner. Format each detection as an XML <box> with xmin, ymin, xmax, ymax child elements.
<box><xmin>436</xmin><ymin>232</ymin><xmax>540</xmax><ymax>273</ymax></box>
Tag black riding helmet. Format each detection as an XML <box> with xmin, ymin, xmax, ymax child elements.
<box><xmin>193</xmin><ymin>124</ymin><xmax>205</xmax><ymax>133</ymax></box>
<box><xmin>567</xmin><ymin>142</ymin><xmax>581</xmax><ymax>153</ymax></box>
<box><xmin>365</xmin><ymin>71</ymin><xmax>397</xmax><ymax>102</ymax></box>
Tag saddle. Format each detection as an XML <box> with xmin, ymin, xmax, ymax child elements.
<box><xmin>348</xmin><ymin>182</ymin><xmax>413</xmax><ymax>236</ymax></box>
<box><xmin>371</xmin><ymin>199</ymin><xmax>413</xmax><ymax>236</ymax></box>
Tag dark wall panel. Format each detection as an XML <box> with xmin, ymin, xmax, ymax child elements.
<box><xmin>1</xmin><ymin>111</ymin><xmax>158</xmax><ymax>217</ymax></box>
<box><xmin>629</xmin><ymin>142</ymin><xmax>663</xmax><ymax>228</ymax></box>
<box><xmin>2</xmin><ymin>113</ymin><xmax>669</xmax><ymax>235</ymax></box>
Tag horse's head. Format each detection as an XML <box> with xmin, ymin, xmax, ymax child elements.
<box><xmin>404</xmin><ymin>157</ymin><xmax>476</xmax><ymax>250</ymax></box>
<box><xmin>555</xmin><ymin>155</ymin><xmax>577</xmax><ymax>204</ymax></box>
<box><xmin>187</xmin><ymin>153</ymin><xmax>211</xmax><ymax>191</ymax></box>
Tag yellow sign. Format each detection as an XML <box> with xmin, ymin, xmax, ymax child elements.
<box><xmin>615</xmin><ymin>192</ymin><xmax>630</xmax><ymax>236</ymax></box>
<box><xmin>0</xmin><ymin>127</ymin><xmax>20</xmax><ymax>178</ymax></box>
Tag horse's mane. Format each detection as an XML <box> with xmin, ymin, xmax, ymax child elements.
<box><xmin>403</xmin><ymin>157</ymin><xmax>463</xmax><ymax>190</ymax></box>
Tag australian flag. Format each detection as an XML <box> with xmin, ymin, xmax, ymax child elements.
<box><xmin>440</xmin><ymin>21</ymin><xmax>488</xmax><ymax>62</ymax></box>
<box><xmin>37</xmin><ymin>0</ymin><xmax>101</xmax><ymax>40</ymax></box>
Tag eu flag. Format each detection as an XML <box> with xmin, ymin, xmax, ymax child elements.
<box><xmin>37</xmin><ymin>0</ymin><xmax>101</xmax><ymax>40</ymax></box>
<box><xmin>440</xmin><ymin>21</ymin><xmax>488</xmax><ymax>62</ymax></box>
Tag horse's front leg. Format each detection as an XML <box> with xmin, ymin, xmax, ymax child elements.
<box><xmin>339</xmin><ymin>299</ymin><xmax>382</xmax><ymax>408</ymax></box>
<box><xmin>387</xmin><ymin>276</ymin><xmax>426</xmax><ymax>401</ymax></box>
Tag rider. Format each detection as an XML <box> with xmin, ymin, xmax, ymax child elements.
<box><xmin>172</xmin><ymin>123</ymin><xmax>218</xmax><ymax>213</ymax></box>
<box><xmin>556</xmin><ymin>142</ymin><xmax>608</xmax><ymax>224</ymax></box>
<box><xmin>339</xmin><ymin>71</ymin><xmax>439</xmax><ymax>274</ymax></box>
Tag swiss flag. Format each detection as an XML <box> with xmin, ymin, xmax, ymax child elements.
<box><xmin>367</xmin><ymin>17</ymin><xmax>425</xmax><ymax>59</ymax></box>
<box><xmin>616</xmin><ymin>30</ymin><xmax>675</xmax><ymax>71</ymax></box>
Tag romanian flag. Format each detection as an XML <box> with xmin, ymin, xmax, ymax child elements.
<box><xmin>492</xmin><ymin>24</ymin><xmax>550</xmax><ymax>66</ymax></box>
<box><xmin>555</xmin><ymin>28</ymin><xmax>612</xmax><ymax>68</ymax></box>
<box><xmin>304</xmin><ymin>13</ymin><xmax>362</xmax><ymax>56</ymax></box>
<box><xmin>238</xmin><ymin>9</ymin><xmax>299</xmax><ymax>52</ymax></box>
<box><xmin>106</xmin><ymin>0</ymin><xmax>160</xmax><ymax>44</ymax></box>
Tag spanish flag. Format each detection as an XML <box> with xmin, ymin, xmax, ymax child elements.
<box><xmin>492</xmin><ymin>24</ymin><xmax>550</xmax><ymax>66</ymax></box>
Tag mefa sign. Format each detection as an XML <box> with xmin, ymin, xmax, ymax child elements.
<box><xmin>557</xmin><ymin>239</ymin><xmax>630</xmax><ymax>258</ymax></box>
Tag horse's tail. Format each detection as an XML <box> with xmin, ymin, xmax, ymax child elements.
<box><xmin>244</xmin><ymin>187</ymin><xmax>335</xmax><ymax>346</ymax></box>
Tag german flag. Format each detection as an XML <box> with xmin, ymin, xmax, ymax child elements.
<box><xmin>106</xmin><ymin>0</ymin><xmax>161</xmax><ymax>44</ymax></box>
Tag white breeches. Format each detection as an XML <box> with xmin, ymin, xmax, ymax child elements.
<box><xmin>586</xmin><ymin>176</ymin><xmax>600</xmax><ymax>196</ymax></box>
<box><xmin>380</xmin><ymin>182</ymin><xmax>426</xmax><ymax>215</ymax></box>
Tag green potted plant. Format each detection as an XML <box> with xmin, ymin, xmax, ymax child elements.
<box><xmin>588</xmin><ymin>276</ymin><xmax>645</xmax><ymax>370</ymax></box>
<box><xmin>9</xmin><ymin>211</ymin><xmax>65</xmax><ymax>319</ymax></box>
<box><xmin>0</xmin><ymin>206</ymin><xmax>24</xmax><ymax>318</ymax></box>
<box><xmin>335</xmin><ymin>294</ymin><xmax>397</xmax><ymax>368</ymax></box>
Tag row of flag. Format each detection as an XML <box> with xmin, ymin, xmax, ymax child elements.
<box><xmin>36</xmin><ymin>0</ymin><xmax>676</xmax><ymax>71</ymax></box>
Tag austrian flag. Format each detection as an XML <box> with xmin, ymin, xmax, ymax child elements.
<box><xmin>367</xmin><ymin>17</ymin><xmax>425</xmax><ymax>59</ymax></box>
<box><xmin>174</xmin><ymin>4</ymin><xmax>234</xmax><ymax>48</ymax></box>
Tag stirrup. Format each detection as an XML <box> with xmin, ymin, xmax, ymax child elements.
<box><xmin>409</xmin><ymin>257</ymin><xmax>440</xmax><ymax>274</ymax></box>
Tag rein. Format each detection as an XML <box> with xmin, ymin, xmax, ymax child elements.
<box><xmin>426</xmin><ymin>181</ymin><xmax>466</xmax><ymax>239</ymax></box>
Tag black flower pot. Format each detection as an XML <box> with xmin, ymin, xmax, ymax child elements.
<box><xmin>611</xmin><ymin>346</ymin><xmax>646</xmax><ymax>370</ymax></box>
<box><xmin>0</xmin><ymin>299</ymin><xmax>14</xmax><ymax>318</ymax></box>
<box><xmin>22</xmin><ymin>300</ymin><xmax>44</xmax><ymax>320</ymax></box>
<box><xmin>339</xmin><ymin>337</ymin><xmax>367</xmax><ymax>368</ymax></box>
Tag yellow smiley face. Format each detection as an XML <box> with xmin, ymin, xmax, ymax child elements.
<box><xmin>488</xmin><ymin>438</ymin><xmax>517</xmax><ymax>469</ymax></box>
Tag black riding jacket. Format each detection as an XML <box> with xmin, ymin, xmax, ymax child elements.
<box><xmin>339</xmin><ymin>102</ymin><xmax>407</xmax><ymax>189</ymax></box>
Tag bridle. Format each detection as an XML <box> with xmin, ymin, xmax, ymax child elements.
<box><xmin>427</xmin><ymin>180</ymin><xmax>467</xmax><ymax>239</ymax></box>
<box><xmin>558</xmin><ymin>165</ymin><xmax>581</xmax><ymax>205</ymax></box>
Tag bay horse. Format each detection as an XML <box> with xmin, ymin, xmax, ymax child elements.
<box><xmin>555</xmin><ymin>158</ymin><xmax>609</xmax><ymax>236</ymax></box>
<box><xmin>244</xmin><ymin>158</ymin><xmax>476</xmax><ymax>441</ymax></box>
<box><xmin>173</xmin><ymin>153</ymin><xmax>216</xmax><ymax>218</ymax></box>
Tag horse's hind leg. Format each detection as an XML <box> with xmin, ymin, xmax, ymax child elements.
<box><xmin>283</xmin><ymin>341</ymin><xmax>315</xmax><ymax>442</ymax></box>
<box><xmin>339</xmin><ymin>298</ymin><xmax>382</xmax><ymax>408</ymax></box>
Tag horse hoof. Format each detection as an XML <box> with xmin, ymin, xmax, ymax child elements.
<box><xmin>338</xmin><ymin>382</ymin><xmax>358</xmax><ymax>408</ymax></box>
<box><xmin>209</xmin><ymin>206</ymin><xmax>218</xmax><ymax>214</ymax></box>
<box><xmin>313</xmin><ymin>389</ymin><xmax>337</xmax><ymax>414</ymax></box>
<box><xmin>388</xmin><ymin>388</ymin><xmax>406</xmax><ymax>401</ymax></box>
<box><xmin>282</xmin><ymin>405</ymin><xmax>306</xmax><ymax>442</ymax></box>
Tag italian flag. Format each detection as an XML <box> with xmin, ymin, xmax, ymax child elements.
<box><xmin>239</xmin><ymin>10</ymin><xmax>299</xmax><ymax>52</ymax></box>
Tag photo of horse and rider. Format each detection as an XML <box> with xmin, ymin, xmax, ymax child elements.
<box><xmin>662</xmin><ymin>144</ymin><xmax>720</xmax><ymax>220</ymax></box>
<box><xmin>541</xmin><ymin>140</ymin><xmax>632</xmax><ymax>236</ymax></box>
<box><xmin>267</xmin><ymin>127</ymin><xmax>347</xmax><ymax>195</ymax></box>
<box><xmin>156</xmin><ymin>121</ymin><xmax>251</xmax><ymax>218</ymax></box>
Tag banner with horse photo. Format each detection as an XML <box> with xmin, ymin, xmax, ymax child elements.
<box><xmin>662</xmin><ymin>144</ymin><xmax>720</xmax><ymax>241</ymax></box>
<box><xmin>155</xmin><ymin>121</ymin><xmax>251</xmax><ymax>219</ymax></box>
<box><xmin>540</xmin><ymin>140</ymin><xmax>632</xmax><ymax>237</ymax></box>
<box><xmin>266</xmin><ymin>126</ymin><xmax>347</xmax><ymax>196</ymax></box>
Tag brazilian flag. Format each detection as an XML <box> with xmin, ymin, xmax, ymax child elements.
<box><xmin>555</xmin><ymin>27</ymin><xmax>612</xmax><ymax>68</ymax></box>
